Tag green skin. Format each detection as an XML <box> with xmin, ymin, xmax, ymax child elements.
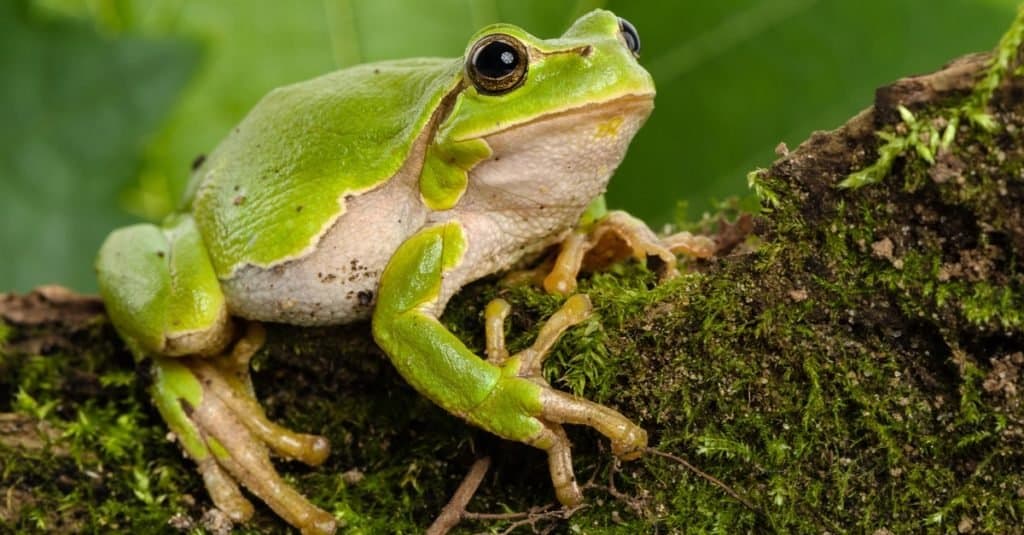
<box><xmin>96</xmin><ymin>9</ymin><xmax>657</xmax><ymax>534</ymax></box>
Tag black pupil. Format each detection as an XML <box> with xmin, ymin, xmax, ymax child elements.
<box><xmin>619</xmin><ymin>17</ymin><xmax>640</xmax><ymax>54</ymax></box>
<box><xmin>475</xmin><ymin>41</ymin><xmax>519</xmax><ymax>78</ymax></box>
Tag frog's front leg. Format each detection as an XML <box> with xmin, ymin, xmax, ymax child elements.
<box><xmin>544</xmin><ymin>209</ymin><xmax>717</xmax><ymax>295</ymax></box>
<box><xmin>372</xmin><ymin>222</ymin><xmax>646</xmax><ymax>506</ymax></box>
<box><xmin>97</xmin><ymin>218</ymin><xmax>336</xmax><ymax>534</ymax></box>
<box><xmin>483</xmin><ymin>294</ymin><xmax>647</xmax><ymax>502</ymax></box>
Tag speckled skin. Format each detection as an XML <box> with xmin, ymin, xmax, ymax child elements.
<box><xmin>223</xmin><ymin>97</ymin><xmax>652</xmax><ymax>326</ymax></box>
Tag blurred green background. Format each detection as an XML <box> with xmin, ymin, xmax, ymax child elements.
<box><xmin>1</xmin><ymin>0</ymin><xmax>1019</xmax><ymax>292</ymax></box>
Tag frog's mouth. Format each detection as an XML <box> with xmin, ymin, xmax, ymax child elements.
<box><xmin>465</xmin><ymin>92</ymin><xmax>655</xmax><ymax>141</ymax></box>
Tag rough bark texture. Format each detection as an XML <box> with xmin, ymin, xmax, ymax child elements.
<box><xmin>3</xmin><ymin>13</ymin><xmax>1024</xmax><ymax>534</ymax></box>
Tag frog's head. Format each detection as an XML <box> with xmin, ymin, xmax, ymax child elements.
<box><xmin>456</xmin><ymin>9</ymin><xmax>654</xmax><ymax>113</ymax></box>
<box><xmin>427</xmin><ymin>9</ymin><xmax>655</xmax><ymax>226</ymax></box>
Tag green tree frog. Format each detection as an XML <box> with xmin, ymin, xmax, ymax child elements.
<box><xmin>96</xmin><ymin>10</ymin><xmax>713</xmax><ymax>534</ymax></box>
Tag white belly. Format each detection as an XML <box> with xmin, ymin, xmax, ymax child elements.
<box><xmin>220</xmin><ymin>175</ymin><xmax>426</xmax><ymax>326</ymax></box>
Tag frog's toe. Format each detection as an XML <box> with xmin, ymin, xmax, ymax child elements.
<box><xmin>152</xmin><ymin>348</ymin><xmax>336</xmax><ymax>534</ymax></box>
<box><xmin>501</xmin><ymin>295</ymin><xmax>648</xmax><ymax>462</ymax></box>
<box><xmin>661</xmin><ymin>229</ymin><xmax>717</xmax><ymax>260</ymax></box>
<box><xmin>580</xmin><ymin>210</ymin><xmax>683</xmax><ymax>279</ymax></box>
<box><xmin>609</xmin><ymin>424</ymin><xmax>647</xmax><ymax>461</ymax></box>
<box><xmin>527</xmin><ymin>212</ymin><xmax>686</xmax><ymax>297</ymax></box>
<box><xmin>189</xmin><ymin>387</ymin><xmax>336</xmax><ymax>534</ymax></box>
<box><xmin>537</xmin><ymin>387</ymin><xmax>648</xmax><ymax>461</ymax></box>
<box><xmin>515</xmin><ymin>294</ymin><xmax>592</xmax><ymax>375</ymax></box>
<box><xmin>520</xmin><ymin>388</ymin><xmax>646</xmax><ymax>506</ymax></box>
<box><xmin>196</xmin><ymin>455</ymin><xmax>255</xmax><ymax>521</ymax></box>
<box><xmin>192</xmin><ymin>358</ymin><xmax>331</xmax><ymax>466</ymax></box>
<box><xmin>542</xmin><ymin>231</ymin><xmax>589</xmax><ymax>295</ymax></box>
<box><xmin>528</xmin><ymin>423</ymin><xmax>584</xmax><ymax>506</ymax></box>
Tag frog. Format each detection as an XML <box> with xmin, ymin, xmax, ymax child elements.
<box><xmin>95</xmin><ymin>9</ymin><xmax>714</xmax><ymax>534</ymax></box>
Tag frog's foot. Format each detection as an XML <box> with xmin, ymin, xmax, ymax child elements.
<box><xmin>543</xmin><ymin>210</ymin><xmax>717</xmax><ymax>295</ymax></box>
<box><xmin>482</xmin><ymin>295</ymin><xmax>647</xmax><ymax>506</ymax></box>
<box><xmin>151</xmin><ymin>323</ymin><xmax>336</xmax><ymax>535</ymax></box>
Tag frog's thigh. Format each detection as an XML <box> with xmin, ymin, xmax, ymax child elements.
<box><xmin>100</xmin><ymin>221</ymin><xmax>336</xmax><ymax>532</ymax></box>
<box><xmin>96</xmin><ymin>216</ymin><xmax>231</xmax><ymax>357</ymax></box>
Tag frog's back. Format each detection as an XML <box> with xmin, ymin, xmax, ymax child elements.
<box><xmin>184</xmin><ymin>58</ymin><xmax>461</xmax><ymax>281</ymax></box>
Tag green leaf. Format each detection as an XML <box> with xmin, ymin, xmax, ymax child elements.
<box><xmin>0</xmin><ymin>2</ymin><xmax>197</xmax><ymax>291</ymax></box>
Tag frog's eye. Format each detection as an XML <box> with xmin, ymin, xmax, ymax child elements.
<box><xmin>618</xmin><ymin>17</ymin><xmax>641</xmax><ymax>56</ymax></box>
<box><xmin>467</xmin><ymin>33</ymin><xmax>528</xmax><ymax>95</ymax></box>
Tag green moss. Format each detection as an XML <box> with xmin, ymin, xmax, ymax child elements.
<box><xmin>838</xmin><ymin>106</ymin><xmax>942</xmax><ymax>190</ymax></box>
<box><xmin>1</xmin><ymin>331</ymin><xmax>194</xmax><ymax>532</ymax></box>
<box><xmin>965</xmin><ymin>3</ymin><xmax>1024</xmax><ymax>129</ymax></box>
<box><xmin>726</xmin><ymin>33</ymin><xmax>1024</xmax><ymax>534</ymax></box>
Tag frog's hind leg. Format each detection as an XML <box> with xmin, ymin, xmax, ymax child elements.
<box><xmin>98</xmin><ymin>218</ymin><xmax>335</xmax><ymax>534</ymax></box>
<box><xmin>152</xmin><ymin>324</ymin><xmax>335</xmax><ymax>535</ymax></box>
<box><xmin>192</xmin><ymin>323</ymin><xmax>330</xmax><ymax>465</ymax></box>
<box><xmin>542</xmin><ymin>210</ymin><xmax>717</xmax><ymax>295</ymax></box>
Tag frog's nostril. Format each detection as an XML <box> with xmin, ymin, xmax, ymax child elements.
<box><xmin>580</xmin><ymin>45</ymin><xmax>593</xmax><ymax>58</ymax></box>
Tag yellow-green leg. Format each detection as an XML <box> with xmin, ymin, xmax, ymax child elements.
<box><xmin>98</xmin><ymin>217</ymin><xmax>336</xmax><ymax>533</ymax></box>
<box><xmin>152</xmin><ymin>324</ymin><xmax>335</xmax><ymax>534</ymax></box>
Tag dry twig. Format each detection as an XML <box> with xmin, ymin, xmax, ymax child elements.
<box><xmin>426</xmin><ymin>456</ymin><xmax>492</xmax><ymax>535</ymax></box>
<box><xmin>646</xmin><ymin>447</ymin><xmax>761</xmax><ymax>515</ymax></box>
